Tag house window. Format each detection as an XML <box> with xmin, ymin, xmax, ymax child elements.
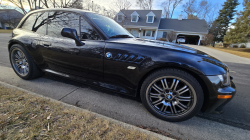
<box><xmin>152</xmin><ymin>31</ymin><xmax>155</xmax><ymax>37</ymax></box>
<box><xmin>146</xmin><ymin>30</ymin><xmax>151</xmax><ymax>36</ymax></box>
<box><xmin>143</xmin><ymin>30</ymin><xmax>146</xmax><ymax>36</ymax></box>
<box><xmin>117</xmin><ymin>15</ymin><xmax>122</xmax><ymax>22</ymax></box>
<box><xmin>162</xmin><ymin>32</ymin><xmax>167</xmax><ymax>38</ymax></box>
<box><xmin>147</xmin><ymin>16</ymin><xmax>154</xmax><ymax>23</ymax></box>
<box><xmin>131</xmin><ymin>30</ymin><xmax>137</xmax><ymax>37</ymax></box>
<box><xmin>131</xmin><ymin>15</ymin><xmax>137</xmax><ymax>22</ymax></box>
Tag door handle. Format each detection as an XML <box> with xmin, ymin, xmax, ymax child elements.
<box><xmin>43</xmin><ymin>42</ymin><xmax>51</xmax><ymax>48</ymax></box>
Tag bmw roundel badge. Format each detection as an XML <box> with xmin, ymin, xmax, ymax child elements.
<box><xmin>106</xmin><ymin>52</ymin><xmax>112</xmax><ymax>59</ymax></box>
<box><xmin>167</xmin><ymin>95</ymin><xmax>171</xmax><ymax>99</ymax></box>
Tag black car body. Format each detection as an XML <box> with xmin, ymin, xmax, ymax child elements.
<box><xmin>8</xmin><ymin>8</ymin><xmax>236</xmax><ymax>122</ymax></box>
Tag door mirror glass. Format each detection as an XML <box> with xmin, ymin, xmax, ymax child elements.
<box><xmin>61</xmin><ymin>28</ymin><xmax>84</xmax><ymax>46</ymax></box>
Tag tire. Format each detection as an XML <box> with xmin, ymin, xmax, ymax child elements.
<box><xmin>140</xmin><ymin>69</ymin><xmax>204</xmax><ymax>122</ymax></box>
<box><xmin>9</xmin><ymin>44</ymin><xmax>44</xmax><ymax>80</ymax></box>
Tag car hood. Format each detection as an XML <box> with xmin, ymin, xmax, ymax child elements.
<box><xmin>106</xmin><ymin>38</ymin><xmax>229</xmax><ymax>69</ymax></box>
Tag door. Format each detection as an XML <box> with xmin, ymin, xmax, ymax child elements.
<box><xmin>39</xmin><ymin>11</ymin><xmax>104</xmax><ymax>80</ymax></box>
<box><xmin>144</xmin><ymin>30</ymin><xmax>152</xmax><ymax>39</ymax></box>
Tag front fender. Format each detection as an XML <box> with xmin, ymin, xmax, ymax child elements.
<box><xmin>137</xmin><ymin>49</ymin><xmax>228</xmax><ymax>81</ymax></box>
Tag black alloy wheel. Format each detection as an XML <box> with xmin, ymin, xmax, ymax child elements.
<box><xmin>140</xmin><ymin>69</ymin><xmax>204</xmax><ymax>122</ymax></box>
<box><xmin>9</xmin><ymin>44</ymin><xmax>44</xmax><ymax>80</ymax></box>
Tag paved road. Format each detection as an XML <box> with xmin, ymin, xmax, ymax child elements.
<box><xmin>1</xmin><ymin>33</ymin><xmax>250</xmax><ymax>139</ymax></box>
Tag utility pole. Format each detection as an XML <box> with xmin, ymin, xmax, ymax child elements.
<box><xmin>92</xmin><ymin>1</ymin><xmax>93</xmax><ymax>11</ymax></box>
<box><xmin>38</xmin><ymin>0</ymin><xmax>40</xmax><ymax>9</ymax></box>
<box><xmin>34</xmin><ymin>0</ymin><xmax>37</xmax><ymax>10</ymax></box>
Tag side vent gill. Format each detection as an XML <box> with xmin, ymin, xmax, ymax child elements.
<box><xmin>113</xmin><ymin>53</ymin><xmax>145</xmax><ymax>64</ymax></box>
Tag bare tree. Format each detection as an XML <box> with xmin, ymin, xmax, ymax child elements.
<box><xmin>167</xmin><ymin>31</ymin><xmax>177</xmax><ymax>42</ymax></box>
<box><xmin>110</xmin><ymin>0</ymin><xmax>132</xmax><ymax>27</ymax></box>
<box><xmin>102</xmin><ymin>8</ymin><xmax>117</xmax><ymax>18</ymax></box>
<box><xmin>68</xmin><ymin>0</ymin><xmax>83</xmax><ymax>9</ymax></box>
<box><xmin>206</xmin><ymin>4</ymin><xmax>220</xmax><ymax>29</ymax></box>
<box><xmin>161</xmin><ymin>0</ymin><xmax>172</xmax><ymax>19</ymax></box>
<box><xmin>161</xmin><ymin>0</ymin><xmax>183</xmax><ymax>18</ymax></box>
<box><xmin>80</xmin><ymin>0</ymin><xmax>117</xmax><ymax>18</ymax></box>
<box><xmin>112</xmin><ymin>0</ymin><xmax>132</xmax><ymax>11</ymax></box>
<box><xmin>182</xmin><ymin>0</ymin><xmax>211</xmax><ymax>20</ymax></box>
<box><xmin>2</xmin><ymin>0</ymin><xmax>84</xmax><ymax>15</ymax></box>
<box><xmin>136</xmin><ymin>0</ymin><xmax>154</xmax><ymax>10</ymax></box>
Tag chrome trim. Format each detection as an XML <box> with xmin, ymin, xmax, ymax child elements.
<box><xmin>127</xmin><ymin>66</ymin><xmax>136</xmax><ymax>69</ymax></box>
<box><xmin>44</xmin><ymin>69</ymin><xmax>70</xmax><ymax>77</ymax></box>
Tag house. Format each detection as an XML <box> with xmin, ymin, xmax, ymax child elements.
<box><xmin>116</xmin><ymin>10</ymin><xmax>162</xmax><ymax>40</ymax></box>
<box><xmin>115</xmin><ymin>10</ymin><xmax>208</xmax><ymax>45</ymax></box>
<box><xmin>0</xmin><ymin>9</ymin><xmax>24</xmax><ymax>29</ymax></box>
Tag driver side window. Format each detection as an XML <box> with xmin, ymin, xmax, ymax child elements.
<box><xmin>80</xmin><ymin>17</ymin><xmax>102</xmax><ymax>40</ymax></box>
<box><xmin>47</xmin><ymin>12</ymin><xmax>80</xmax><ymax>38</ymax></box>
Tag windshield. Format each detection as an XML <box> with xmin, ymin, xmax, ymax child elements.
<box><xmin>86</xmin><ymin>13</ymin><xmax>134</xmax><ymax>38</ymax></box>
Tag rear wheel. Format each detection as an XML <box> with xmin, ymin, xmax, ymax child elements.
<box><xmin>140</xmin><ymin>69</ymin><xmax>203</xmax><ymax>122</ymax></box>
<box><xmin>9</xmin><ymin>44</ymin><xmax>44</xmax><ymax>80</ymax></box>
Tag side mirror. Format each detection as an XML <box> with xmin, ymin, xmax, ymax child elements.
<box><xmin>61</xmin><ymin>28</ymin><xmax>84</xmax><ymax>46</ymax></box>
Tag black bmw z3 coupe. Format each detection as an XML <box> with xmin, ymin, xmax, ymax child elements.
<box><xmin>8</xmin><ymin>8</ymin><xmax>236</xmax><ymax>122</ymax></box>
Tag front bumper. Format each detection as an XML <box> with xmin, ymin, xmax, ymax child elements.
<box><xmin>201</xmin><ymin>76</ymin><xmax>236</xmax><ymax>113</ymax></box>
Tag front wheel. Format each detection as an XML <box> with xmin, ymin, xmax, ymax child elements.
<box><xmin>140</xmin><ymin>69</ymin><xmax>204</xmax><ymax>122</ymax></box>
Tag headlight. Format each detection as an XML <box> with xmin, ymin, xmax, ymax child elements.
<box><xmin>218</xmin><ymin>72</ymin><xmax>230</xmax><ymax>86</ymax></box>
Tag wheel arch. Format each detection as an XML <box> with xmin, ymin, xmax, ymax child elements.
<box><xmin>136</xmin><ymin>65</ymin><xmax>209</xmax><ymax>112</ymax></box>
<box><xmin>8</xmin><ymin>40</ymin><xmax>27</xmax><ymax>51</ymax></box>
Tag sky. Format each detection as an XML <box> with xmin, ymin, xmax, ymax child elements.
<box><xmin>92</xmin><ymin>0</ymin><xmax>245</xmax><ymax>19</ymax></box>
<box><xmin>1</xmin><ymin>0</ymin><xmax>245</xmax><ymax>20</ymax></box>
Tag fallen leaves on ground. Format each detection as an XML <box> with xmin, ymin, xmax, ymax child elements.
<box><xmin>0</xmin><ymin>85</ymin><xmax>159</xmax><ymax>140</ymax></box>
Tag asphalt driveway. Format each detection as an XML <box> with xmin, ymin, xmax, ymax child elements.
<box><xmin>1</xmin><ymin>33</ymin><xmax>250</xmax><ymax>139</ymax></box>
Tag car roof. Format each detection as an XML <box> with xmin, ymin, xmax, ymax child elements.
<box><xmin>17</xmin><ymin>8</ymin><xmax>95</xmax><ymax>29</ymax></box>
<box><xmin>26</xmin><ymin>8</ymin><xmax>93</xmax><ymax>16</ymax></box>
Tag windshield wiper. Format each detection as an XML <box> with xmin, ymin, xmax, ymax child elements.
<box><xmin>109</xmin><ymin>35</ymin><xmax>133</xmax><ymax>38</ymax></box>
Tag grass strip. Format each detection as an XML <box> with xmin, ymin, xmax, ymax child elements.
<box><xmin>0</xmin><ymin>29</ymin><xmax>13</xmax><ymax>33</ymax></box>
<box><xmin>207</xmin><ymin>45</ymin><xmax>250</xmax><ymax>59</ymax></box>
<box><xmin>213</xmin><ymin>48</ymin><xmax>250</xmax><ymax>59</ymax></box>
<box><xmin>0</xmin><ymin>85</ymin><xmax>159</xmax><ymax>140</ymax></box>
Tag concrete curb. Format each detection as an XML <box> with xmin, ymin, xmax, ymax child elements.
<box><xmin>0</xmin><ymin>81</ymin><xmax>174</xmax><ymax>140</ymax></box>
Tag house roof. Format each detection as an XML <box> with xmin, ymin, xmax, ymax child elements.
<box><xmin>159</xmin><ymin>19</ymin><xmax>208</xmax><ymax>33</ymax></box>
<box><xmin>0</xmin><ymin>9</ymin><xmax>24</xmax><ymax>20</ymax></box>
<box><xmin>0</xmin><ymin>9</ymin><xmax>23</xmax><ymax>14</ymax></box>
<box><xmin>118</xmin><ymin>10</ymin><xmax>162</xmax><ymax>27</ymax></box>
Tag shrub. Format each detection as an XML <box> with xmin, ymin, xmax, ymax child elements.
<box><xmin>223</xmin><ymin>43</ymin><xmax>230</xmax><ymax>48</ymax></box>
<box><xmin>159</xmin><ymin>38</ymin><xmax>167</xmax><ymax>41</ymax></box>
<box><xmin>233</xmin><ymin>45</ymin><xmax>238</xmax><ymax>48</ymax></box>
<box><xmin>240</xmin><ymin>44</ymin><xmax>246</xmax><ymax>48</ymax></box>
<box><xmin>167</xmin><ymin>31</ymin><xmax>177</xmax><ymax>42</ymax></box>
